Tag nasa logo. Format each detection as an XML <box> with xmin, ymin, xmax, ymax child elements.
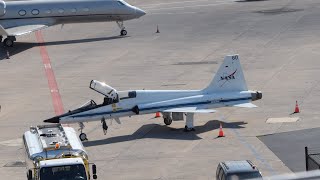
<box><xmin>220</xmin><ymin>70</ymin><xmax>237</xmax><ymax>81</ymax></box>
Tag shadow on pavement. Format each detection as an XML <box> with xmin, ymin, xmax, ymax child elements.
<box><xmin>83</xmin><ymin>120</ymin><xmax>247</xmax><ymax>147</ymax></box>
<box><xmin>0</xmin><ymin>35</ymin><xmax>126</xmax><ymax>60</ymax></box>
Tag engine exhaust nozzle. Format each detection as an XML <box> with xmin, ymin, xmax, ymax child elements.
<box><xmin>251</xmin><ymin>91</ymin><xmax>262</xmax><ymax>101</ymax></box>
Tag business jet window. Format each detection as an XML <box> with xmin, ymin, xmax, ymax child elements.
<box><xmin>71</xmin><ymin>8</ymin><xmax>77</xmax><ymax>13</ymax></box>
<box><xmin>117</xmin><ymin>1</ymin><xmax>125</xmax><ymax>5</ymax></box>
<box><xmin>31</xmin><ymin>9</ymin><xmax>39</xmax><ymax>15</ymax></box>
<box><xmin>58</xmin><ymin>9</ymin><xmax>64</xmax><ymax>13</ymax></box>
<box><xmin>83</xmin><ymin>8</ymin><xmax>89</xmax><ymax>12</ymax></box>
<box><xmin>18</xmin><ymin>10</ymin><xmax>26</xmax><ymax>16</ymax></box>
<box><xmin>46</xmin><ymin>9</ymin><xmax>52</xmax><ymax>14</ymax></box>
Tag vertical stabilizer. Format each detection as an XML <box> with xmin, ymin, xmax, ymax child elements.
<box><xmin>203</xmin><ymin>55</ymin><xmax>248</xmax><ymax>93</ymax></box>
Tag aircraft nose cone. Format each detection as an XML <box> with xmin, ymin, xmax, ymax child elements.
<box><xmin>44</xmin><ymin>116</ymin><xmax>60</xmax><ymax>123</ymax></box>
<box><xmin>135</xmin><ymin>7</ymin><xmax>146</xmax><ymax>17</ymax></box>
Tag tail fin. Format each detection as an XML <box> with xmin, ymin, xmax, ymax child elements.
<box><xmin>203</xmin><ymin>55</ymin><xmax>248</xmax><ymax>93</ymax></box>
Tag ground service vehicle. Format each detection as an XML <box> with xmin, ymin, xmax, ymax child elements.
<box><xmin>216</xmin><ymin>160</ymin><xmax>262</xmax><ymax>180</ymax></box>
<box><xmin>23</xmin><ymin>124</ymin><xmax>97</xmax><ymax>180</ymax></box>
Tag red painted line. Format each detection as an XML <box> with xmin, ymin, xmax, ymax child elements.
<box><xmin>35</xmin><ymin>31</ymin><xmax>64</xmax><ymax>116</ymax></box>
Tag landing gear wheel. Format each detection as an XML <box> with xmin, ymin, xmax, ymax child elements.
<box><xmin>79</xmin><ymin>133</ymin><xmax>87</xmax><ymax>141</ymax></box>
<box><xmin>120</xmin><ymin>29</ymin><xmax>127</xmax><ymax>36</ymax></box>
<box><xmin>164</xmin><ymin>117</ymin><xmax>172</xmax><ymax>125</ymax></box>
<box><xmin>184</xmin><ymin>125</ymin><xmax>195</xmax><ymax>132</ymax></box>
<box><xmin>3</xmin><ymin>38</ymin><xmax>13</xmax><ymax>47</ymax></box>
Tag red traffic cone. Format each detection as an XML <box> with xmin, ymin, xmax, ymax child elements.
<box><xmin>218</xmin><ymin>123</ymin><xmax>224</xmax><ymax>137</ymax></box>
<box><xmin>294</xmin><ymin>101</ymin><xmax>300</xmax><ymax>113</ymax></box>
<box><xmin>155</xmin><ymin>112</ymin><xmax>161</xmax><ymax>118</ymax></box>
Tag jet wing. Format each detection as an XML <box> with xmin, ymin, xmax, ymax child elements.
<box><xmin>0</xmin><ymin>24</ymin><xmax>49</xmax><ymax>36</ymax></box>
<box><xmin>163</xmin><ymin>107</ymin><xmax>216</xmax><ymax>113</ymax></box>
<box><xmin>233</xmin><ymin>102</ymin><xmax>257</xmax><ymax>108</ymax></box>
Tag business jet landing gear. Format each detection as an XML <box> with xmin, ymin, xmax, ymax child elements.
<box><xmin>163</xmin><ymin>112</ymin><xmax>172</xmax><ymax>125</ymax></box>
<box><xmin>3</xmin><ymin>36</ymin><xmax>16</xmax><ymax>47</ymax></box>
<box><xmin>184</xmin><ymin>113</ymin><xmax>195</xmax><ymax>132</ymax></box>
<box><xmin>116</xmin><ymin>21</ymin><xmax>127</xmax><ymax>36</ymax></box>
<box><xmin>101</xmin><ymin>117</ymin><xmax>108</xmax><ymax>135</ymax></box>
<box><xmin>78</xmin><ymin>122</ymin><xmax>88</xmax><ymax>141</ymax></box>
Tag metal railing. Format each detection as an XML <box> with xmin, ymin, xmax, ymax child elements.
<box><xmin>305</xmin><ymin>146</ymin><xmax>320</xmax><ymax>171</ymax></box>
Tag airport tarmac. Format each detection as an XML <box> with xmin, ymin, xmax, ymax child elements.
<box><xmin>1</xmin><ymin>0</ymin><xmax>320</xmax><ymax>179</ymax></box>
<box><xmin>259</xmin><ymin>127</ymin><xmax>320</xmax><ymax>172</ymax></box>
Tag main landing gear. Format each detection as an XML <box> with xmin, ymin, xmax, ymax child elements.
<box><xmin>162</xmin><ymin>112</ymin><xmax>195</xmax><ymax>132</ymax></box>
<box><xmin>163</xmin><ymin>113</ymin><xmax>173</xmax><ymax>125</ymax></box>
<box><xmin>101</xmin><ymin>117</ymin><xmax>108</xmax><ymax>135</ymax></box>
<box><xmin>116</xmin><ymin>21</ymin><xmax>127</xmax><ymax>36</ymax></box>
<box><xmin>1</xmin><ymin>36</ymin><xmax>16</xmax><ymax>47</ymax></box>
<box><xmin>184</xmin><ymin>113</ymin><xmax>195</xmax><ymax>132</ymax></box>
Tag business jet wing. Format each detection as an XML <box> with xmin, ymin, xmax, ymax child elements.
<box><xmin>0</xmin><ymin>24</ymin><xmax>49</xmax><ymax>36</ymax></box>
<box><xmin>163</xmin><ymin>107</ymin><xmax>216</xmax><ymax>113</ymax></box>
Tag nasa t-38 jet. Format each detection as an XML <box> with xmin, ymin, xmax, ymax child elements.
<box><xmin>44</xmin><ymin>55</ymin><xmax>262</xmax><ymax>141</ymax></box>
<box><xmin>0</xmin><ymin>0</ymin><xmax>146</xmax><ymax>47</ymax></box>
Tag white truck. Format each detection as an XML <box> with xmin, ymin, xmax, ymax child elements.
<box><xmin>23</xmin><ymin>124</ymin><xmax>97</xmax><ymax>180</ymax></box>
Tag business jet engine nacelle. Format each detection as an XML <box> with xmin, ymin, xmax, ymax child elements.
<box><xmin>0</xmin><ymin>1</ymin><xmax>6</xmax><ymax>17</ymax></box>
<box><xmin>90</xmin><ymin>80</ymin><xmax>118</xmax><ymax>101</ymax></box>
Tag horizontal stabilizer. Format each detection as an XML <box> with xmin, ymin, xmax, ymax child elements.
<box><xmin>163</xmin><ymin>107</ymin><xmax>216</xmax><ymax>113</ymax></box>
<box><xmin>233</xmin><ymin>102</ymin><xmax>257</xmax><ymax>108</ymax></box>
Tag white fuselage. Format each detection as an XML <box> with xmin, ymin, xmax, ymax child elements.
<box><xmin>0</xmin><ymin>0</ymin><xmax>145</xmax><ymax>30</ymax></box>
<box><xmin>44</xmin><ymin>54</ymin><xmax>262</xmax><ymax>129</ymax></box>
<box><xmin>59</xmin><ymin>90</ymin><xmax>254</xmax><ymax>123</ymax></box>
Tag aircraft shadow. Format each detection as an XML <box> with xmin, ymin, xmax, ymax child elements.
<box><xmin>0</xmin><ymin>35</ymin><xmax>127</xmax><ymax>60</ymax></box>
<box><xmin>83</xmin><ymin>120</ymin><xmax>247</xmax><ymax>147</ymax></box>
<box><xmin>235</xmin><ymin>0</ymin><xmax>268</xmax><ymax>2</ymax></box>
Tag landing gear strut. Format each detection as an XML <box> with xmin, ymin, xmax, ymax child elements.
<box><xmin>78</xmin><ymin>122</ymin><xmax>88</xmax><ymax>141</ymax></box>
<box><xmin>184</xmin><ymin>113</ymin><xmax>195</xmax><ymax>132</ymax></box>
<box><xmin>101</xmin><ymin>117</ymin><xmax>108</xmax><ymax>135</ymax></box>
<box><xmin>116</xmin><ymin>21</ymin><xmax>127</xmax><ymax>36</ymax></box>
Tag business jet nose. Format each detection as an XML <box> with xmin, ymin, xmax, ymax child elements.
<box><xmin>135</xmin><ymin>7</ymin><xmax>146</xmax><ymax>18</ymax></box>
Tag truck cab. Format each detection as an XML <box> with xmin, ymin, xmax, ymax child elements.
<box><xmin>39</xmin><ymin>158</ymin><xmax>87</xmax><ymax>180</ymax></box>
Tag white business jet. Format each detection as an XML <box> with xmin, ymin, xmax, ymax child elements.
<box><xmin>0</xmin><ymin>0</ymin><xmax>146</xmax><ymax>47</ymax></box>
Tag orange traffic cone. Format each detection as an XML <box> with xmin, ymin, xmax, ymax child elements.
<box><xmin>155</xmin><ymin>112</ymin><xmax>161</xmax><ymax>118</ymax></box>
<box><xmin>218</xmin><ymin>123</ymin><xmax>224</xmax><ymax>137</ymax></box>
<box><xmin>294</xmin><ymin>101</ymin><xmax>300</xmax><ymax>113</ymax></box>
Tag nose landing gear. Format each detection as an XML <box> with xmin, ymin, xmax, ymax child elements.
<box><xmin>116</xmin><ymin>21</ymin><xmax>127</xmax><ymax>36</ymax></box>
<box><xmin>78</xmin><ymin>122</ymin><xmax>88</xmax><ymax>141</ymax></box>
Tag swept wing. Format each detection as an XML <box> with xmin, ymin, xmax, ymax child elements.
<box><xmin>163</xmin><ymin>106</ymin><xmax>216</xmax><ymax>113</ymax></box>
<box><xmin>0</xmin><ymin>24</ymin><xmax>50</xmax><ymax>36</ymax></box>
